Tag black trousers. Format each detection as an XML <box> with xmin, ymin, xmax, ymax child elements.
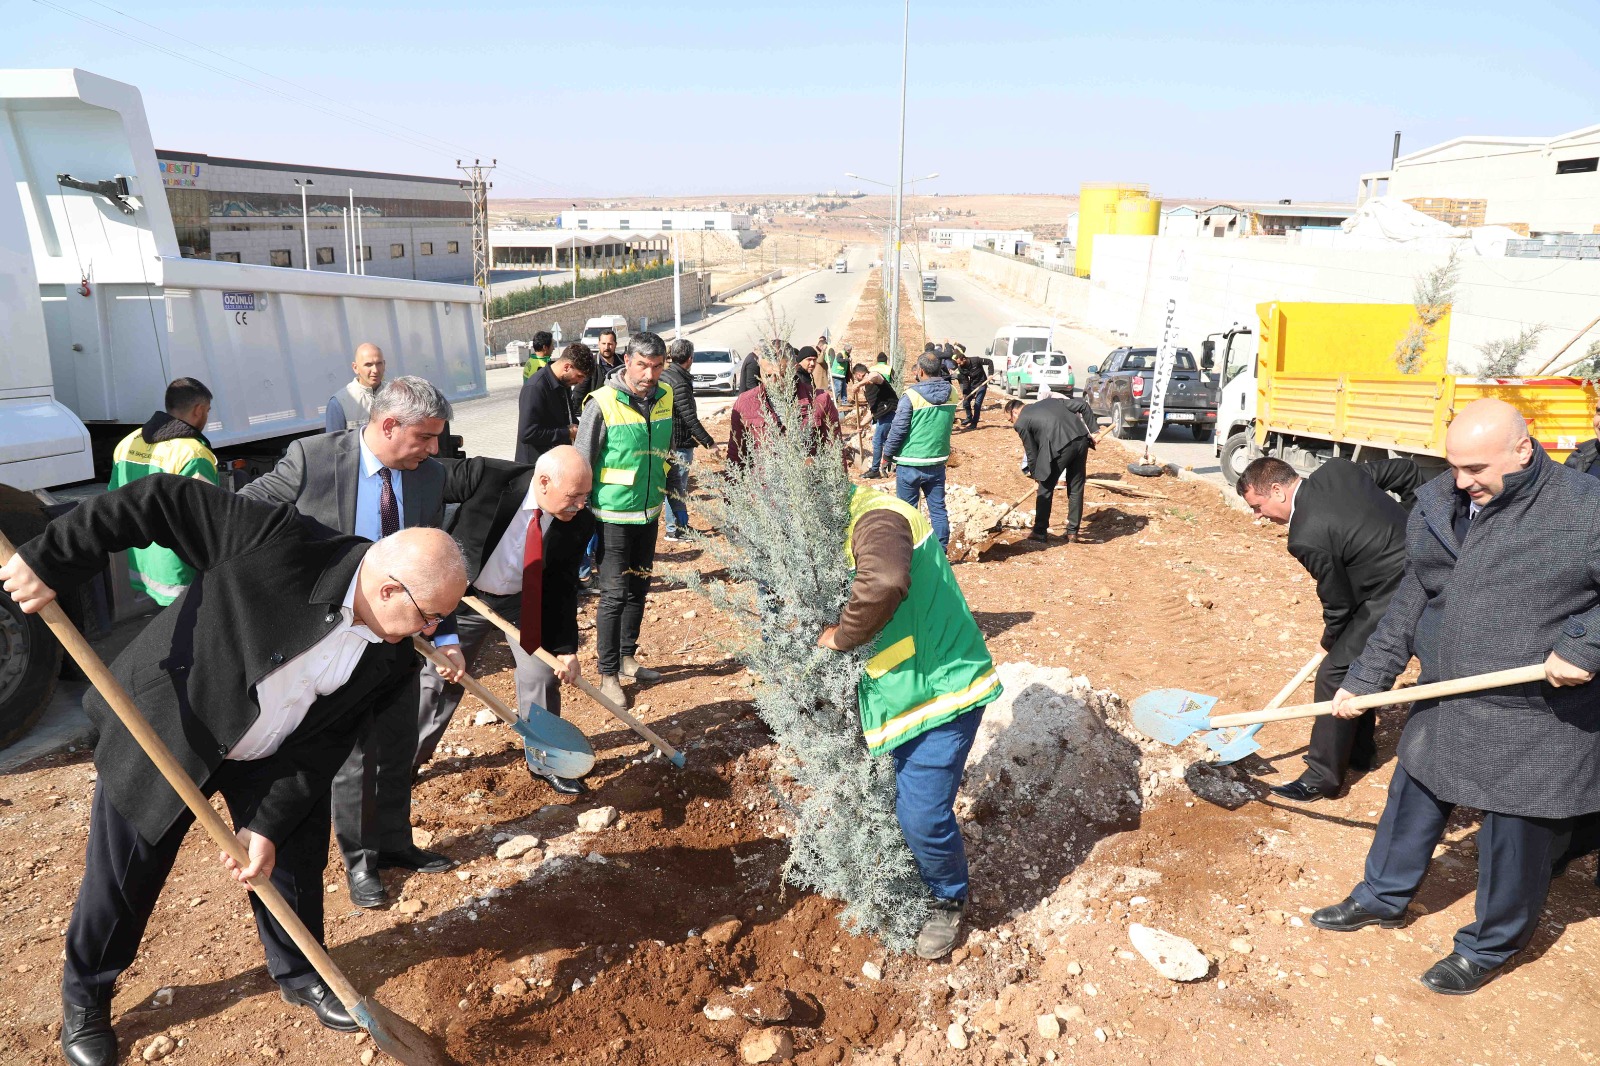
<box><xmin>961</xmin><ymin>385</ymin><xmax>987</xmax><ymax>427</ymax></box>
<box><xmin>332</xmin><ymin>671</ymin><xmax>420</xmax><ymax>878</ymax></box>
<box><xmin>63</xmin><ymin>774</ymin><xmax>328</xmax><ymax>1007</ymax></box>
<box><xmin>1350</xmin><ymin>763</ymin><xmax>1566</xmax><ymax>969</ymax></box>
<box><xmin>595</xmin><ymin>518</ymin><xmax>659</xmax><ymax>677</ymax></box>
<box><xmin>1300</xmin><ymin>655</ymin><xmax>1378</xmax><ymax>792</ymax></box>
<box><xmin>1034</xmin><ymin>438</ymin><xmax>1088</xmax><ymax>536</ymax></box>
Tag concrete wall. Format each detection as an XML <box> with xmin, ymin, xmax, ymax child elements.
<box><xmin>488</xmin><ymin>272</ymin><xmax>710</xmax><ymax>352</ymax></box>
<box><xmin>965</xmin><ymin>247</ymin><xmax>1092</xmax><ymax>323</ymax></box>
<box><xmin>1086</xmin><ymin>234</ymin><xmax>1600</xmax><ymax>373</ymax></box>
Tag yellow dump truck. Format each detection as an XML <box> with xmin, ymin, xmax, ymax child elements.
<box><xmin>1211</xmin><ymin>300</ymin><xmax>1594</xmax><ymax>487</ymax></box>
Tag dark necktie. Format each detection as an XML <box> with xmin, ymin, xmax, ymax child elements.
<box><xmin>378</xmin><ymin>467</ymin><xmax>400</xmax><ymax>538</ymax></box>
<box><xmin>519</xmin><ymin>509</ymin><xmax>543</xmax><ymax>654</ymax></box>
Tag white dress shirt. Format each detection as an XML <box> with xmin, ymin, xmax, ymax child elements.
<box><xmin>353</xmin><ymin>431</ymin><xmax>405</xmax><ymax>543</ymax></box>
<box><xmin>229</xmin><ymin>570</ymin><xmax>383</xmax><ymax>761</ymax></box>
<box><xmin>475</xmin><ymin>480</ymin><xmax>553</xmax><ymax>595</ymax></box>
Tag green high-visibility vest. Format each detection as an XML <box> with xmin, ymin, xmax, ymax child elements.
<box><xmin>589</xmin><ymin>382</ymin><xmax>674</xmax><ymax>524</ymax></box>
<box><xmin>895</xmin><ymin>387</ymin><xmax>955</xmax><ymax>466</ymax></box>
<box><xmin>109</xmin><ymin>429</ymin><xmax>219</xmax><ymax>605</ymax></box>
<box><xmin>846</xmin><ymin>486</ymin><xmax>1000</xmax><ymax>755</ymax></box>
<box><xmin>522</xmin><ymin>353</ymin><xmax>551</xmax><ymax>379</ymax></box>
<box><xmin>829</xmin><ymin>348</ymin><xmax>849</xmax><ymax>378</ymax></box>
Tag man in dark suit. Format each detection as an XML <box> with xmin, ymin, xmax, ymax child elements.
<box><xmin>417</xmin><ymin>446</ymin><xmax>596</xmax><ymax>795</ymax></box>
<box><xmin>239</xmin><ymin>376</ymin><xmax>464</xmax><ymax>908</ymax></box>
<box><xmin>1005</xmin><ymin>394</ymin><xmax>1096</xmax><ymax>543</ymax></box>
<box><xmin>0</xmin><ymin>475</ymin><xmax>467</xmax><ymax>1064</ymax></box>
<box><xmin>516</xmin><ymin>342</ymin><xmax>595</xmax><ymax>464</ymax></box>
<box><xmin>1238</xmin><ymin>455</ymin><xmax>1420</xmax><ymax>800</ymax></box>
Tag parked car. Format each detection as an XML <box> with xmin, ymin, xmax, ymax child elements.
<box><xmin>689</xmin><ymin>349</ymin><xmax>738</xmax><ymax>394</ymax></box>
<box><xmin>1083</xmin><ymin>346</ymin><xmax>1217</xmax><ymax>441</ymax></box>
<box><xmin>814</xmin><ymin>292</ymin><xmax>827</xmax><ymax>303</ymax></box>
<box><xmin>1002</xmin><ymin>350</ymin><xmax>1074</xmax><ymax>399</ymax></box>
<box><xmin>986</xmin><ymin>324</ymin><xmax>1053</xmax><ymax>376</ymax></box>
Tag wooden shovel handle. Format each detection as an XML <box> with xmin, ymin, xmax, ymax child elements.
<box><xmin>460</xmin><ymin>595</ymin><xmax>684</xmax><ymax>765</ymax></box>
<box><xmin>410</xmin><ymin>637</ymin><xmax>518</xmax><ymax>726</ymax></box>
<box><xmin>1209</xmin><ymin>663</ymin><xmax>1549</xmax><ymax>728</ymax></box>
<box><xmin>0</xmin><ymin>532</ymin><xmax>366</xmax><ymax>1013</ymax></box>
<box><xmin>1262</xmin><ymin>651</ymin><xmax>1326</xmax><ymax>713</ymax></box>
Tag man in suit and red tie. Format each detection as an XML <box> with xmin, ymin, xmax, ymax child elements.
<box><xmin>416</xmin><ymin>445</ymin><xmax>597</xmax><ymax>794</ymax></box>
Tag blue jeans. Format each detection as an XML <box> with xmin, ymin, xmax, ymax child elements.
<box><xmin>961</xmin><ymin>384</ymin><xmax>987</xmax><ymax>427</ymax></box>
<box><xmin>896</xmin><ymin>463</ymin><xmax>949</xmax><ymax>548</ymax></box>
<box><xmin>665</xmin><ymin>447</ymin><xmax>694</xmax><ymax>533</ymax></box>
<box><xmin>579</xmin><ymin>532</ymin><xmax>597</xmax><ymax>580</ymax></box>
<box><xmin>871</xmin><ymin>419</ymin><xmax>893</xmax><ymax>472</ymax></box>
<box><xmin>892</xmin><ymin>706</ymin><xmax>986</xmax><ymax>902</ymax></box>
<box><xmin>832</xmin><ymin>376</ymin><xmax>848</xmax><ymax>403</ymax></box>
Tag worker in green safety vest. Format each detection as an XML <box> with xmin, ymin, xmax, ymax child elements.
<box><xmin>108</xmin><ymin>377</ymin><xmax>220</xmax><ymax>604</ymax></box>
<box><xmin>818</xmin><ymin>484</ymin><xmax>1001</xmax><ymax>960</ymax></box>
<box><xmin>882</xmin><ymin>352</ymin><xmax>957</xmax><ymax>550</ymax></box>
<box><xmin>574</xmin><ymin>331</ymin><xmax>674</xmax><ymax>709</ymax></box>
<box><xmin>828</xmin><ymin>341</ymin><xmax>852</xmax><ymax>405</ymax></box>
<box><xmin>521</xmin><ymin>329</ymin><xmax>555</xmax><ymax>379</ymax></box>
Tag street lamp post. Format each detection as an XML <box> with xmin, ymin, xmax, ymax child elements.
<box><xmin>845</xmin><ymin>168</ymin><xmax>938</xmax><ymax>369</ymax></box>
<box><xmin>294</xmin><ymin>179</ymin><xmax>313</xmax><ymax>270</ymax></box>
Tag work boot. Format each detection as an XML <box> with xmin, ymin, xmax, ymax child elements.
<box><xmin>915</xmin><ymin>898</ymin><xmax>966</xmax><ymax>960</ymax></box>
<box><xmin>599</xmin><ymin>674</ymin><xmax>628</xmax><ymax>709</ymax></box>
<box><xmin>863</xmin><ymin>468</ymin><xmax>882</xmax><ymax>479</ymax></box>
<box><xmin>619</xmin><ymin>655</ymin><xmax>660</xmax><ymax>683</ymax></box>
<box><xmin>60</xmin><ymin>1001</ymin><xmax>117</xmax><ymax>1066</ymax></box>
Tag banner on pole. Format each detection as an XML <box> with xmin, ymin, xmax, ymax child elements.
<box><xmin>1144</xmin><ymin>252</ymin><xmax>1191</xmax><ymax>454</ymax></box>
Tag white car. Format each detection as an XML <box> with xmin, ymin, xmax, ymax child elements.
<box><xmin>1003</xmin><ymin>350</ymin><xmax>1075</xmax><ymax>399</ymax></box>
<box><xmin>690</xmin><ymin>349</ymin><xmax>738</xmax><ymax>394</ymax></box>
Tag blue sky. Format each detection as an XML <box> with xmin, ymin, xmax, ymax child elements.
<box><xmin>8</xmin><ymin>0</ymin><xmax>1599</xmax><ymax>201</ymax></box>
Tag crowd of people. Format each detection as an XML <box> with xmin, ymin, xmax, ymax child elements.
<box><xmin>7</xmin><ymin>320</ymin><xmax>1600</xmax><ymax>1063</ymax></box>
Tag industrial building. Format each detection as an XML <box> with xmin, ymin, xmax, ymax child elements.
<box><xmin>1158</xmin><ymin>201</ymin><xmax>1354</xmax><ymax>239</ymax></box>
<box><xmin>488</xmin><ymin>228</ymin><xmax>670</xmax><ymax>271</ymax></box>
<box><xmin>1357</xmin><ymin>124</ymin><xmax>1600</xmax><ymax>235</ymax></box>
<box><xmin>927</xmin><ymin>227</ymin><xmax>1034</xmax><ymax>254</ymax></box>
<box><xmin>156</xmin><ymin>151</ymin><xmax>472</xmax><ymax>281</ymax></box>
<box><xmin>558</xmin><ymin>209</ymin><xmax>750</xmax><ymax>232</ymax></box>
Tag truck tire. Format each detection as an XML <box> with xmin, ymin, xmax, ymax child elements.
<box><xmin>0</xmin><ymin>485</ymin><xmax>61</xmax><ymax>749</ymax></box>
<box><xmin>1192</xmin><ymin>425</ymin><xmax>1215</xmax><ymax>443</ymax></box>
<box><xmin>1220</xmin><ymin>430</ymin><xmax>1254</xmax><ymax>489</ymax></box>
<box><xmin>1111</xmin><ymin>402</ymin><xmax>1137</xmax><ymax>439</ymax></box>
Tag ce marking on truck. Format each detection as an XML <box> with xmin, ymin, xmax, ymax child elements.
<box><xmin>234</xmin><ymin>311</ymin><xmax>249</xmax><ymax>325</ymax></box>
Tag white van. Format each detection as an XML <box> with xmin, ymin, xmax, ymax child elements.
<box><xmin>834</xmin><ymin>256</ymin><xmax>848</xmax><ymax>273</ymax></box>
<box><xmin>581</xmin><ymin>314</ymin><xmax>630</xmax><ymax>349</ymax></box>
<box><xmin>986</xmin><ymin>324</ymin><xmax>1053</xmax><ymax>376</ymax></box>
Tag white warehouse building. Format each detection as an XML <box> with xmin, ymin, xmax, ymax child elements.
<box><xmin>559</xmin><ymin>209</ymin><xmax>750</xmax><ymax>232</ymax></box>
<box><xmin>928</xmin><ymin>227</ymin><xmax>1034</xmax><ymax>254</ymax></box>
<box><xmin>1357</xmin><ymin>123</ymin><xmax>1600</xmax><ymax>235</ymax></box>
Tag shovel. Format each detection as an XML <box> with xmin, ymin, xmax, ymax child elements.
<box><xmin>0</xmin><ymin>533</ymin><xmax>456</xmax><ymax>1066</ymax></box>
<box><xmin>1208</xmin><ymin>663</ymin><xmax>1548</xmax><ymax>728</ymax></box>
<box><xmin>411</xmin><ymin>638</ymin><xmax>594</xmax><ymax>780</ymax></box>
<box><xmin>1131</xmin><ymin>650</ymin><xmax>1326</xmax><ymax>764</ymax></box>
<box><xmin>460</xmin><ymin>595</ymin><xmax>687</xmax><ymax>767</ymax></box>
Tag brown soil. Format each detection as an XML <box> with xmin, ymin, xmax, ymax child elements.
<box><xmin>3</xmin><ymin>412</ymin><xmax>1598</xmax><ymax>1065</ymax></box>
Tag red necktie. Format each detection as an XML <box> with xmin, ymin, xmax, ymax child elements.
<box><xmin>519</xmin><ymin>509</ymin><xmax>543</xmax><ymax>654</ymax></box>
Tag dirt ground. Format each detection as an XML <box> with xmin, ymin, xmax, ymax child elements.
<box><xmin>3</xmin><ymin>401</ymin><xmax>1599</xmax><ymax>1065</ymax></box>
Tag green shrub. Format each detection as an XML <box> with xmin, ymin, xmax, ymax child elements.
<box><xmin>488</xmin><ymin>260</ymin><xmax>676</xmax><ymax>320</ymax></box>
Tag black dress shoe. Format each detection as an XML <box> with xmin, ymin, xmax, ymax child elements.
<box><xmin>1027</xmin><ymin>531</ymin><xmax>1050</xmax><ymax>543</ymax></box>
<box><xmin>61</xmin><ymin>1001</ymin><xmax>117</xmax><ymax>1066</ymax></box>
<box><xmin>377</xmin><ymin>844</ymin><xmax>457</xmax><ymax>874</ymax></box>
<box><xmin>281</xmin><ymin>981</ymin><xmax>360</xmax><ymax>1032</ymax></box>
<box><xmin>529</xmin><ymin>766</ymin><xmax>589</xmax><ymax>795</ymax></box>
<box><xmin>1310</xmin><ymin>895</ymin><xmax>1405</xmax><ymax>932</ymax></box>
<box><xmin>1270</xmin><ymin>779</ymin><xmax>1329</xmax><ymax>802</ymax></box>
<box><xmin>1420</xmin><ymin>952</ymin><xmax>1500</xmax><ymax>995</ymax></box>
<box><xmin>346</xmin><ymin>871</ymin><xmax>388</xmax><ymax>909</ymax></box>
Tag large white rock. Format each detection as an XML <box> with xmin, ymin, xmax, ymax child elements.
<box><xmin>1128</xmin><ymin>923</ymin><xmax>1210</xmax><ymax>982</ymax></box>
<box><xmin>577</xmin><ymin>806</ymin><xmax>618</xmax><ymax>832</ymax></box>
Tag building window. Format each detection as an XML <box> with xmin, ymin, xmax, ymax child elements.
<box><xmin>420</xmin><ymin>242</ymin><xmax>433</xmax><ymax>255</ymax></box>
<box><xmin>316</xmin><ymin>246</ymin><xmax>335</xmax><ymax>265</ymax></box>
<box><xmin>390</xmin><ymin>243</ymin><xmax>405</xmax><ymax>259</ymax></box>
<box><xmin>1556</xmin><ymin>157</ymin><xmax>1599</xmax><ymax>175</ymax></box>
<box><xmin>269</xmin><ymin>249</ymin><xmax>293</xmax><ymax>267</ymax></box>
<box><xmin>661</xmin><ymin>219</ymin><xmax>673</xmax><ymax>230</ymax></box>
<box><xmin>215</xmin><ymin>251</ymin><xmax>241</xmax><ymax>263</ymax></box>
<box><xmin>619</xmin><ymin>219</ymin><xmax>629</xmax><ymax>229</ymax></box>
<box><xmin>447</xmin><ymin>241</ymin><xmax>460</xmax><ymax>253</ymax></box>
<box><xmin>361</xmin><ymin>245</ymin><xmax>372</xmax><ymax>261</ymax></box>
<box><xmin>577</xmin><ymin>219</ymin><xmax>589</xmax><ymax>229</ymax></box>
<box><xmin>704</xmin><ymin>220</ymin><xmax>715</xmax><ymax>229</ymax></box>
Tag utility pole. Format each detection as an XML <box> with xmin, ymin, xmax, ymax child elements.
<box><xmin>889</xmin><ymin>0</ymin><xmax>910</xmax><ymax>372</ymax></box>
<box><xmin>458</xmin><ymin>158</ymin><xmax>496</xmax><ymax>363</ymax></box>
<box><xmin>294</xmin><ymin>178</ymin><xmax>313</xmax><ymax>269</ymax></box>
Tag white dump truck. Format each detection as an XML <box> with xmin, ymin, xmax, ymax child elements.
<box><xmin>0</xmin><ymin>68</ymin><xmax>487</xmax><ymax>743</ymax></box>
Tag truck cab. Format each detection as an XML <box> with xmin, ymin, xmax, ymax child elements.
<box><xmin>920</xmin><ymin>270</ymin><xmax>937</xmax><ymax>301</ymax></box>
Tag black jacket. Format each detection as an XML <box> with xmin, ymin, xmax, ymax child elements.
<box><xmin>1564</xmin><ymin>438</ymin><xmax>1600</xmax><ymax>477</ymax></box>
<box><xmin>571</xmin><ymin>355</ymin><xmax>621</xmax><ymax>423</ymax></box>
<box><xmin>1285</xmin><ymin>458</ymin><xmax>1411</xmax><ymax>666</ymax></box>
<box><xmin>736</xmin><ymin>351</ymin><xmax>761</xmax><ymax>395</ymax></box>
<box><xmin>18</xmin><ymin>475</ymin><xmax>417</xmax><ymax>845</ymax></box>
<box><xmin>440</xmin><ymin>457</ymin><xmax>594</xmax><ymax>657</ymax></box>
<box><xmin>955</xmin><ymin>358</ymin><xmax>992</xmax><ymax>395</ymax></box>
<box><xmin>516</xmin><ymin>365</ymin><xmax>575</xmax><ymax>464</ymax></box>
<box><xmin>661</xmin><ymin>363</ymin><xmax>715</xmax><ymax>450</ymax></box>
<box><xmin>1013</xmin><ymin>394</ymin><xmax>1093</xmax><ymax>483</ymax></box>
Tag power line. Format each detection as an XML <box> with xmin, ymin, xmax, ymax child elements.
<box><xmin>28</xmin><ymin>0</ymin><xmax>564</xmax><ymax>193</ymax></box>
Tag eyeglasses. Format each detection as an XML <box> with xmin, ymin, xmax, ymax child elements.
<box><xmin>389</xmin><ymin>574</ymin><xmax>446</xmax><ymax>629</ymax></box>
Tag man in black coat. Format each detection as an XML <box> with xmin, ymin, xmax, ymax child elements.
<box><xmin>660</xmin><ymin>338</ymin><xmax>720</xmax><ymax>541</ymax></box>
<box><xmin>416</xmin><ymin>447</ymin><xmax>597</xmax><ymax>795</ymax></box>
<box><xmin>0</xmin><ymin>476</ymin><xmax>467</xmax><ymax>1064</ymax></box>
<box><xmin>569</xmin><ymin>328</ymin><xmax>623</xmax><ymax>422</ymax></box>
<box><xmin>1238</xmin><ymin>455</ymin><xmax>1421</xmax><ymax>800</ymax></box>
<box><xmin>1312</xmin><ymin>399</ymin><xmax>1600</xmax><ymax>995</ymax></box>
<box><xmin>1562</xmin><ymin>393</ymin><xmax>1600</xmax><ymax>478</ymax></box>
<box><xmin>516</xmin><ymin>342</ymin><xmax>595</xmax><ymax>464</ymax></box>
<box><xmin>1006</xmin><ymin>394</ymin><xmax>1096</xmax><ymax>543</ymax></box>
<box><xmin>953</xmin><ymin>349</ymin><xmax>993</xmax><ymax>430</ymax></box>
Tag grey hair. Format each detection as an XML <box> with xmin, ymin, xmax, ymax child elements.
<box><xmin>627</xmin><ymin>331</ymin><xmax>668</xmax><ymax>360</ymax></box>
<box><xmin>666</xmin><ymin>338</ymin><xmax>695</xmax><ymax>365</ymax></box>
<box><xmin>370</xmin><ymin>375</ymin><xmax>452</xmax><ymax>425</ymax></box>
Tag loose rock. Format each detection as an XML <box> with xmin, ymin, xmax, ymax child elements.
<box><xmin>1037</xmin><ymin>1013</ymin><xmax>1061</xmax><ymax>1039</ymax></box>
<box><xmin>739</xmin><ymin>1027</ymin><xmax>794</xmax><ymax>1064</ymax></box>
<box><xmin>395</xmin><ymin>899</ymin><xmax>424</xmax><ymax>915</ymax></box>
<box><xmin>1228</xmin><ymin>937</ymin><xmax>1253</xmax><ymax>955</ymax></box>
<box><xmin>493</xmin><ymin>977</ymin><xmax>528</xmax><ymax>997</ymax></box>
<box><xmin>577</xmin><ymin>806</ymin><xmax>619</xmax><ymax>832</ymax></box>
<box><xmin>1128</xmin><ymin>924</ymin><xmax>1210</xmax><ymax>982</ymax></box>
<box><xmin>496</xmin><ymin>835</ymin><xmax>542</xmax><ymax>860</ymax></box>
<box><xmin>861</xmin><ymin>961</ymin><xmax>883</xmax><ymax>981</ymax></box>
<box><xmin>703</xmin><ymin>916</ymin><xmax>743</xmax><ymax>949</ymax></box>
<box><xmin>141</xmin><ymin>1034</ymin><xmax>175</xmax><ymax>1061</ymax></box>
<box><xmin>947</xmin><ymin>1022</ymin><xmax>968</xmax><ymax>1050</ymax></box>
<box><xmin>360</xmin><ymin>1050</ymin><xmax>375</xmax><ymax>1066</ymax></box>
<box><xmin>472</xmin><ymin>709</ymin><xmax>498</xmax><ymax>727</ymax></box>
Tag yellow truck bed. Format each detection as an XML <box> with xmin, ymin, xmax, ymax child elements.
<box><xmin>1255</xmin><ymin>301</ymin><xmax>1592</xmax><ymax>461</ymax></box>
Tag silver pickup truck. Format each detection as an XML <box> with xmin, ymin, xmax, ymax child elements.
<box><xmin>1082</xmin><ymin>346</ymin><xmax>1217</xmax><ymax>442</ymax></box>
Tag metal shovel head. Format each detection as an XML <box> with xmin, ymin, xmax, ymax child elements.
<box><xmin>1129</xmin><ymin>688</ymin><xmax>1263</xmax><ymax>765</ymax></box>
<box><xmin>513</xmin><ymin>702</ymin><xmax>595</xmax><ymax>780</ymax></box>
<box><xmin>348</xmin><ymin>996</ymin><xmax>460</xmax><ymax>1066</ymax></box>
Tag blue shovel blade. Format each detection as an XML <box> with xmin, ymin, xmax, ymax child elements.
<box><xmin>1130</xmin><ymin>689</ymin><xmax>1219</xmax><ymax>745</ymax></box>
<box><xmin>514</xmin><ymin>702</ymin><xmax>596</xmax><ymax>780</ymax></box>
<box><xmin>1204</xmin><ymin>722</ymin><xmax>1262</xmax><ymax>765</ymax></box>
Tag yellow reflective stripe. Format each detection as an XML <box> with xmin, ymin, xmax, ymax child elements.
<box><xmin>865</xmin><ymin>635</ymin><xmax>915</xmax><ymax>679</ymax></box>
<box><xmin>863</xmin><ymin>668</ymin><xmax>1001</xmax><ymax>750</ymax></box>
<box><xmin>591</xmin><ymin>504</ymin><xmax>662</xmax><ymax>523</ymax></box>
<box><xmin>599</xmin><ymin>467</ymin><xmax>636</xmax><ymax>486</ymax></box>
